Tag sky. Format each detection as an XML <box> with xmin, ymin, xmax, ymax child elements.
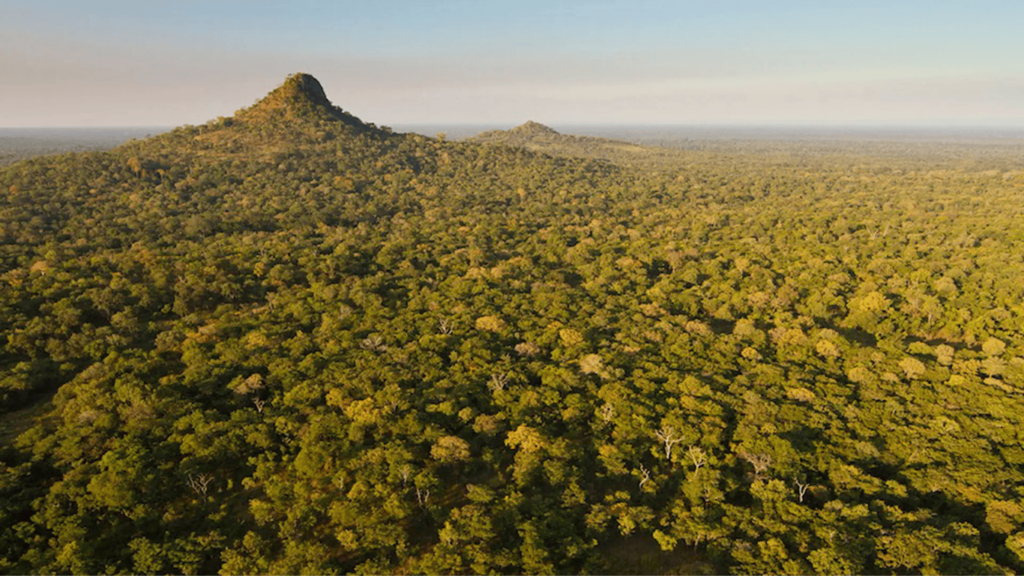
<box><xmin>2</xmin><ymin>0</ymin><xmax>1024</xmax><ymax>127</ymax></box>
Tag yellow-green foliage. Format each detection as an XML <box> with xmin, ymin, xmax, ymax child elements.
<box><xmin>2</xmin><ymin>74</ymin><xmax>1024</xmax><ymax>575</ymax></box>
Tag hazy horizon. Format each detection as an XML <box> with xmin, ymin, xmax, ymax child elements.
<box><xmin>5</xmin><ymin>124</ymin><xmax>1024</xmax><ymax>169</ymax></box>
<box><xmin>5</xmin><ymin>124</ymin><xmax>1024</xmax><ymax>146</ymax></box>
<box><xmin>6</xmin><ymin>124</ymin><xmax>1024</xmax><ymax>134</ymax></box>
<box><xmin>3</xmin><ymin>1</ymin><xmax>1024</xmax><ymax>128</ymax></box>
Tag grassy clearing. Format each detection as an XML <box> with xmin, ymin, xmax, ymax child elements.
<box><xmin>0</xmin><ymin>393</ymin><xmax>53</xmax><ymax>447</ymax></box>
<box><xmin>597</xmin><ymin>534</ymin><xmax>718</xmax><ymax>575</ymax></box>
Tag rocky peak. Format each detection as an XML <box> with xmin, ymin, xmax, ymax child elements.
<box><xmin>235</xmin><ymin>72</ymin><xmax>370</xmax><ymax>132</ymax></box>
<box><xmin>248</xmin><ymin>73</ymin><xmax>334</xmax><ymax>113</ymax></box>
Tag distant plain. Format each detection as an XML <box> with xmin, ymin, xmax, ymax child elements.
<box><xmin>5</xmin><ymin>125</ymin><xmax>1022</xmax><ymax>172</ymax></box>
<box><xmin>0</xmin><ymin>128</ymin><xmax>169</xmax><ymax>167</ymax></box>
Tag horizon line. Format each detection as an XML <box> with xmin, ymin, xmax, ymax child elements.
<box><xmin>5</xmin><ymin>122</ymin><xmax>1024</xmax><ymax>131</ymax></box>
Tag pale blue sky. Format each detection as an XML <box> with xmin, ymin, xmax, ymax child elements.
<box><xmin>2</xmin><ymin>0</ymin><xmax>1023</xmax><ymax>127</ymax></box>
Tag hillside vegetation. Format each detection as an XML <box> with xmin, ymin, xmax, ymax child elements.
<box><xmin>2</xmin><ymin>73</ymin><xmax>1024</xmax><ymax>575</ymax></box>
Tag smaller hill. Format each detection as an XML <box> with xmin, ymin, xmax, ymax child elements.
<box><xmin>508</xmin><ymin>120</ymin><xmax>561</xmax><ymax>137</ymax></box>
<box><xmin>469</xmin><ymin>121</ymin><xmax>659</xmax><ymax>166</ymax></box>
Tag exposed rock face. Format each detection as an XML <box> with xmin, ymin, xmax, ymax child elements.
<box><xmin>234</xmin><ymin>72</ymin><xmax>371</xmax><ymax>132</ymax></box>
<box><xmin>267</xmin><ymin>73</ymin><xmax>334</xmax><ymax>109</ymax></box>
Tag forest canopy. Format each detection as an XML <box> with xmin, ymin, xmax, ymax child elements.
<box><xmin>2</xmin><ymin>73</ymin><xmax>1024</xmax><ymax>575</ymax></box>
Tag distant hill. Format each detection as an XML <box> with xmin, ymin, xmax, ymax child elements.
<box><xmin>470</xmin><ymin>120</ymin><xmax>644</xmax><ymax>156</ymax></box>
<box><xmin>469</xmin><ymin>121</ymin><xmax>692</xmax><ymax>168</ymax></box>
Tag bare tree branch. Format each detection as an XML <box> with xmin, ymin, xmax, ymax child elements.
<box><xmin>187</xmin><ymin>473</ymin><xmax>214</xmax><ymax>502</ymax></box>
<box><xmin>688</xmin><ymin>445</ymin><xmax>706</xmax><ymax>476</ymax></box>
<box><xmin>654</xmin><ymin>425</ymin><xmax>681</xmax><ymax>460</ymax></box>
<box><xmin>638</xmin><ymin>464</ymin><xmax>651</xmax><ymax>488</ymax></box>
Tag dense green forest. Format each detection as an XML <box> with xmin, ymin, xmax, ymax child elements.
<box><xmin>3</xmin><ymin>73</ymin><xmax>1024</xmax><ymax>574</ymax></box>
